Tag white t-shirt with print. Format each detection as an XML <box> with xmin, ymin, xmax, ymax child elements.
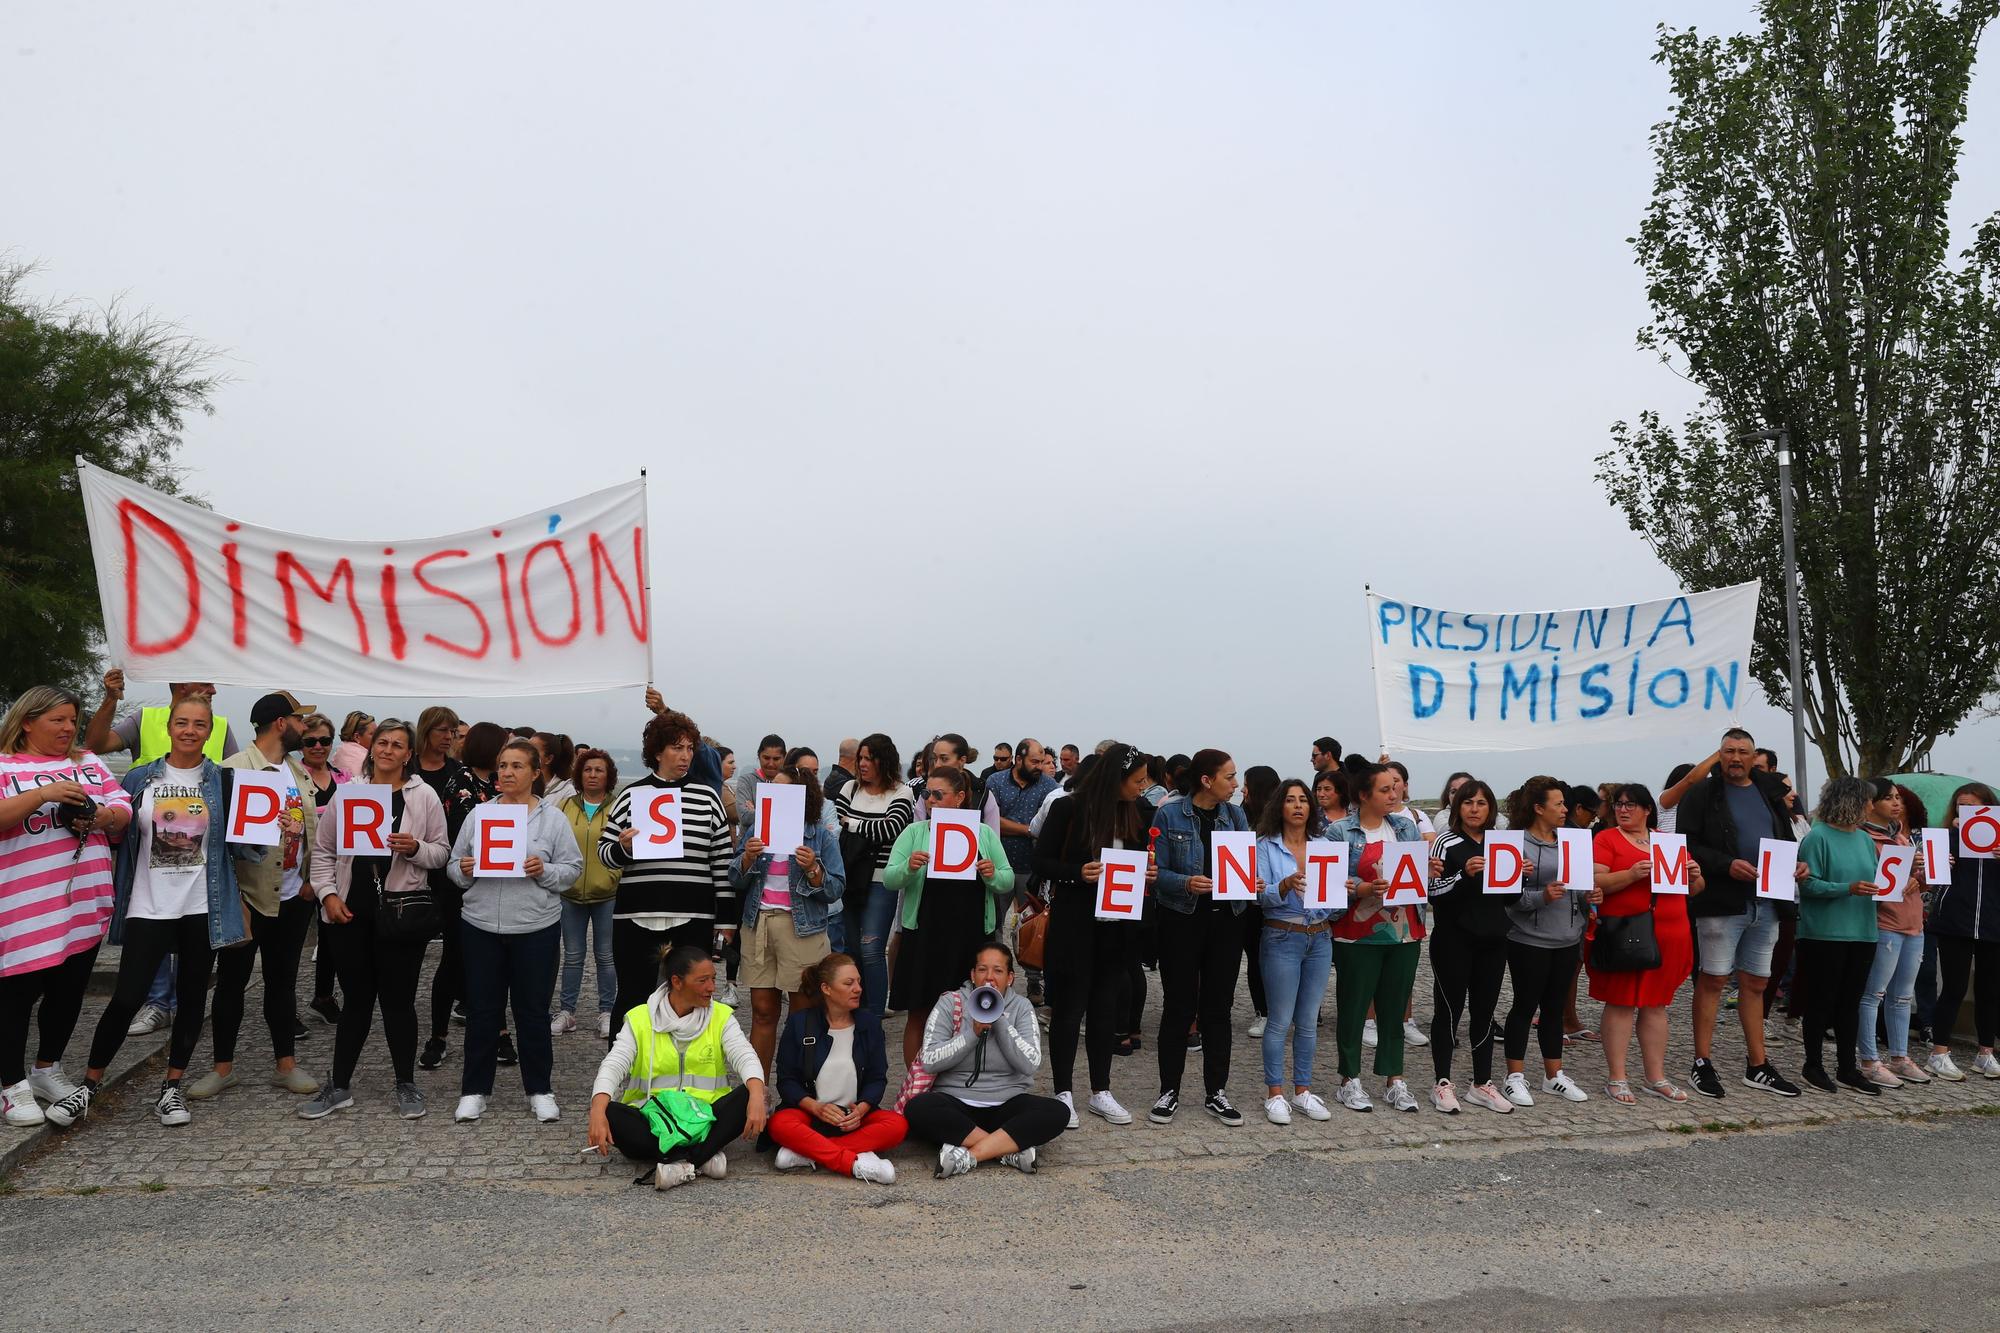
<box><xmin>129</xmin><ymin>764</ymin><xmax>210</xmax><ymax>920</ymax></box>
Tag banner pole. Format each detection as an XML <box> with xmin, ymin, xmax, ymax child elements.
<box><xmin>639</xmin><ymin>468</ymin><xmax>654</xmax><ymax>693</ymax></box>
<box><xmin>1365</xmin><ymin>583</ymin><xmax>1387</xmax><ymax>759</ymax></box>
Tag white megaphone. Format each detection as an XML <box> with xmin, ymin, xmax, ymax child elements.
<box><xmin>968</xmin><ymin>984</ymin><xmax>1006</xmax><ymax>1024</ymax></box>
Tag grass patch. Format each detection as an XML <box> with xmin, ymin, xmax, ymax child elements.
<box><xmin>1668</xmin><ymin>1123</ymin><xmax>1696</xmax><ymax>1134</ymax></box>
<box><xmin>70</xmin><ymin>1185</ymin><xmax>99</xmax><ymax>1196</ymax></box>
<box><xmin>0</xmin><ymin>1178</ymin><xmax>16</xmax><ymax>1197</ymax></box>
<box><xmin>139</xmin><ymin>1179</ymin><xmax>168</xmax><ymax>1193</ymax></box>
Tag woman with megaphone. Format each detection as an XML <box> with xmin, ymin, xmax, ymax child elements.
<box><xmin>883</xmin><ymin>766</ymin><xmax>1014</xmax><ymax>1073</ymax></box>
<box><xmin>768</xmin><ymin>953</ymin><xmax>904</xmax><ymax>1183</ymax></box>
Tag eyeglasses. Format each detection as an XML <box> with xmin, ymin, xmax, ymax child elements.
<box><xmin>301</xmin><ymin>736</ymin><xmax>332</xmax><ymax>747</ymax></box>
<box><xmin>1613</xmin><ymin>799</ymin><xmax>1642</xmax><ymax>810</ymax></box>
<box><xmin>925</xmin><ymin>789</ymin><xmax>952</xmax><ymax>802</ymax></box>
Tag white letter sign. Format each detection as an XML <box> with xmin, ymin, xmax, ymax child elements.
<box><xmin>1557</xmin><ymin>827</ymin><xmax>1595</xmax><ymax>893</ymax></box>
<box><xmin>1874</xmin><ymin>843</ymin><xmax>1915</xmax><ymax>903</ymax></box>
<box><xmin>1302</xmin><ymin>839</ymin><xmax>1349</xmax><ymax>911</ymax></box>
<box><xmin>1095</xmin><ymin>848</ymin><xmax>1147</xmax><ymax>920</ymax></box>
<box><xmin>1482</xmin><ymin>830</ymin><xmax>1526</xmax><ymax>895</ymax></box>
<box><xmin>1649</xmin><ymin>831</ymin><xmax>1691</xmax><ymax>896</ymax></box>
<box><xmin>1960</xmin><ymin>807</ymin><xmax>2000</xmax><ymax>860</ymax></box>
<box><xmin>336</xmin><ymin>784</ymin><xmax>393</xmax><ymax>855</ymax></box>
<box><xmin>754</xmin><ymin>782</ymin><xmax>806</xmax><ymax>860</ymax></box>
<box><xmin>1921</xmin><ymin>827</ymin><xmax>1953</xmax><ymax>883</ymax></box>
<box><xmin>1382</xmin><ymin>840</ymin><xmax>1431</xmax><ymax>907</ymax></box>
<box><xmin>1756</xmin><ymin>838</ymin><xmax>1799</xmax><ymax>901</ymax></box>
<box><xmin>471</xmin><ymin>803</ymin><xmax>528</xmax><ymax>877</ymax></box>
<box><xmin>631</xmin><ymin>786</ymin><xmax>685</xmax><ymax>860</ymax></box>
<box><xmin>928</xmin><ymin>807</ymin><xmax>983</xmax><ymax>881</ymax></box>
<box><xmin>225</xmin><ymin>769</ymin><xmax>291</xmax><ymax>847</ymax></box>
<box><xmin>1210</xmin><ymin>830</ymin><xmax>1259</xmax><ymax>902</ymax></box>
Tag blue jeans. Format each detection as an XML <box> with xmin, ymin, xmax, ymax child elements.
<box><xmin>1259</xmin><ymin>926</ymin><xmax>1333</xmax><ymax>1088</ymax></box>
<box><xmin>146</xmin><ymin>957</ymin><xmax>176</xmax><ymax>1010</ymax></box>
<box><xmin>1858</xmin><ymin>931</ymin><xmax>1924</xmax><ymax>1062</ymax></box>
<box><xmin>825</xmin><ymin>904</ymin><xmax>847</xmax><ymax>955</ymax></box>
<box><xmin>557</xmin><ymin>899</ymin><xmax>616</xmax><ymax>1017</ymax></box>
<box><xmin>1914</xmin><ymin>933</ymin><xmax>1939</xmax><ymax>1033</ymax></box>
<box><xmin>853</xmin><ymin>878</ymin><xmax>897</xmax><ymax>1016</ymax></box>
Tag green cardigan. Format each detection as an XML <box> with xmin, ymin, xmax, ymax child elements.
<box><xmin>1798</xmin><ymin>823</ymin><xmax>1881</xmax><ymax>944</ymax></box>
<box><xmin>882</xmin><ymin>820</ymin><xmax>1015</xmax><ymax>933</ymax></box>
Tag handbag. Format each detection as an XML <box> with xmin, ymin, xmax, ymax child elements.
<box><xmin>639</xmin><ymin>1088</ymin><xmax>717</xmax><ymax>1155</ymax></box>
<box><xmin>893</xmin><ymin>989</ymin><xmax>961</xmax><ymax>1114</ymax></box>
<box><xmin>1016</xmin><ymin>893</ymin><xmax>1048</xmax><ymax>970</ymax></box>
<box><xmin>1590</xmin><ymin>898</ymin><xmax>1661</xmax><ymax>972</ymax></box>
<box><xmin>370</xmin><ymin>792</ymin><xmax>439</xmax><ymax>943</ymax></box>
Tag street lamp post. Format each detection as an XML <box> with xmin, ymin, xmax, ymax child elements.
<box><xmin>1738</xmin><ymin>426</ymin><xmax>1810</xmax><ymax>797</ymax></box>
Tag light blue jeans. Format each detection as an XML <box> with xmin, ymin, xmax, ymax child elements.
<box><xmin>557</xmin><ymin>898</ymin><xmax>616</xmax><ymax>1017</ymax></box>
<box><xmin>855</xmin><ymin>877</ymin><xmax>898</xmax><ymax>1017</ymax></box>
<box><xmin>1858</xmin><ymin>930</ymin><xmax>1924</xmax><ymax>1062</ymax></box>
<box><xmin>1259</xmin><ymin>926</ymin><xmax>1334</xmax><ymax>1088</ymax></box>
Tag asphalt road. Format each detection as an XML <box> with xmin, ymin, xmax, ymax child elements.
<box><xmin>4</xmin><ymin>1113</ymin><xmax>1994</xmax><ymax>1330</ymax></box>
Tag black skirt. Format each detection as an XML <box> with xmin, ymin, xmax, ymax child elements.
<box><xmin>889</xmin><ymin>878</ymin><xmax>993</xmax><ymax>1014</ymax></box>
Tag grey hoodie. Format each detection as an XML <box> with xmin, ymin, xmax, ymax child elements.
<box><xmin>446</xmin><ymin>798</ymin><xmax>582</xmax><ymax>934</ymax></box>
<box><xmin>920</xmin><ymin>984</ymin><xmax>1042</xmax><ymax>1104</ymax></box>
<box><xmin>1505</xmin><ymin>832</ymin><xmax>1589</xmax><ymax>949</ymax></box>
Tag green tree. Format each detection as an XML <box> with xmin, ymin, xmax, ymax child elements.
<box><xmin>0</xmin><ymin>260</ymin><xmax>221</xmax><ymax>704</ymax></box>
<box><xmin>1600</xmin><ymin>0</ymin><xmax>2000</xmax><ymax>779</ymax></box>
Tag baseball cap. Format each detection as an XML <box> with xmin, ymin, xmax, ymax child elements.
<box><xmin>251</xmin><ymin>691</ymin><xmax>313</xmax><ymax>728</ymax></box>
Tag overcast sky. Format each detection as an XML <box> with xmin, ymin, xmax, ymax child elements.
<box><xmin>11</xmin><ymin>2</ymin><xmax>1999</xmax><ymax>796</ymax></box>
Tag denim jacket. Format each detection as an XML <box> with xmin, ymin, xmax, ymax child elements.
<box><xmin>1326</xmin><ymin>809</ymin><xmax>1421</xmax><ymax>941</ymax></box>
<box><xmin>1151</xmin><ymin>794</ymin><xmax>1251</xmax><ymax>916</ymax></box>
<box><xmin>732</xmin><ymin>820</ymin><xmax>846</xmax><ymax>937</ymax></box>
<box><xmin>111</xmin><ymin>758</ymin><xmax>259</xmax><ymax>950</ymax></box>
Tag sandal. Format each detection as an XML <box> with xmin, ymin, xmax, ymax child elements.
<box><xmin>1567</xmin><ymin>1028</ymin><xmax>1599</xmax><ymax>1043</ymax></box>
<box><xmin>1644</xmin><ymin>1078</ymin><xmax>1688</xmax><ymax>1103</ymax></box>
<box><xmin>1604</xmin><ymin>1079</ymin><xmax>1636</xmax><ymax>1105</ymax></box>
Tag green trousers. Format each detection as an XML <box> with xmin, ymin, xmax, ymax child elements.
<box><xmin>1334</xmin><ymin>940</ymin><xmax>1420</xmax><ymax>1079</ymax></box>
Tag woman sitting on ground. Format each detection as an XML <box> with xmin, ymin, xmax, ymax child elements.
<box><xmin>769</xmin><ymin>953</ymin><xmax>905</xmax><ymax>1184</ymax></box>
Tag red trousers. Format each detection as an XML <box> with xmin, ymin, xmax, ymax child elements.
<box><xmin>768</xmin><ymin>1107</ymin><xmax>908</xmax><ymax>1175</ymax></box>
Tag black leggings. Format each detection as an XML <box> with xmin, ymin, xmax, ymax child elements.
<box><xmin>1934</xmin><ymin>935</ymin><xmax>2000</xmax><ymax>1047</ymax></box>
<box><xmin>903</xmin><ymin>1090</ymin><xmax>1069</xmax><ymax>1152</ymax></box>
<box><xmin>1050</xmin><ymin>925</ymin><xmax>1130</xmax><ymax>1096</ymax></box>
<box><xmin>88</xmin><ymin>914</ymin><xmax>215</xmax><ymax>1073</ymax></box>
<box><xmin>324</xmin><ymin>887</ymin><xmax>427</xmax><ymax>1088</ymax></box>
<box><xmin>1240</xmin><ymin>902</ymin><xmax>1267</xmax><ymax>1018</ymax></box>
<box><xmin>610</xmin><ymin>919</ymin><xmax>708</xmax><ymax>1045</ymax></box>
<box><xmin>1428</xmin><ymin>919</ymin><xmax>1506</xmax><ymax>1085</ymax></box>
<box><xmin>1799</xmin><ymin>938</ymin><xmax>1875</xmax><ymax>1076</ymax></box>
<box><xmin>211</xmin><ymin>896</ymin><xmax>314</xmax><ymax>1064</ymax></box>
<box><xmin>604</xmin><ymin>1085</ymin><xmax>749</xmax><ymax>1166</ymax></box>
<box><xmin>429</xmin><ymin>892</ymin><xmax>465</xmax><ymax>1040</ymax></box>
<box><xmin>313</xmin><ymin>914</ymin><xmax>339</xmax><ymax>1002</ymax></box>
<box><xmin>1504</xmin><ymin>940</ymin><xmax>1580</xmax><ymax>1064</ymax></box>
<box><xmin>0</xmin><ymin>945</ymin><xmax>100</xmax><ymax>1085</ymax></box>
<box><xmin>1157</xmin><ymin>901</ymin><xmax>1241</xmax><ymax>1097</ymax></box>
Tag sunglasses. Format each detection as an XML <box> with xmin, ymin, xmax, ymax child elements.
<box><xmin>926</xmin><ymin>788</ymin><xmax>952</xmax><ymax>801</ymax></box>
<box><xmin>302</xmin><ymin>736</ymin><xmax>332</xmax><ymax>747</ymax></box>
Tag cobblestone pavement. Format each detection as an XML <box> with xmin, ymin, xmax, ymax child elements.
<box><xmin>8</xmin><ymin>935</ymin><xmax>1998</xmax><ymax>1193</ymax></box>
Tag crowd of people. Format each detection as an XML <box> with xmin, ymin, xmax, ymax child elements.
<box><xmin>3</xmin><ymin>673</ymin><xmax>1996</xmax><ymax>1190</ymax></box>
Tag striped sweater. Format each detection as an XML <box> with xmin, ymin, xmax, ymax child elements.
<box><xmin>1</xmin><ymin>751</ymin><xmax>131</xmax><ymax>977</ymax></box>
<box><xmin>598</xmin><ymin>774</ymin><xmax>734</xmax><ymax>923</ymax></box>
<box><xmin>832</xmin><ymin>780</ymin><xmax>915</xmax><ymax>883</ymax></box>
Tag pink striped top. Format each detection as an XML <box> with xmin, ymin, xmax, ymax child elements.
<box><xmin>1</xmin><ymin>751</ymin><xmax>130</xmax><ymax>977</ymax></box>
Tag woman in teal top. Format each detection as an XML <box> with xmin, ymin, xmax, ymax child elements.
<box><xmin>883</xmin><ymin>766</ymin><xmax>1014</xmax><ymax>1072</ymax></box>
<box><xmin>1796</xmin><ymin>776</ymin><xmax>1883</xmax><ymax>1096</ymax></box>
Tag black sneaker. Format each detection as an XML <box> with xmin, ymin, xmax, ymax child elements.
<box><xmin>308</xmin><ymin>997</ymin><xmax>341</xmax><ymax>1026</ymax></box>
<box><xmin>1800</xmin><ymin>1064</ymin><xmax>1837</xmax><ymax>1094</ymax></box>
<box><xmin>1690</xmin><ymin>1057</ymin><xmax>1725</xmax><ymax>1099</ymax></box>
<box><xmin>293</xmin><ymin>1018</ymin><xmax>311</xmax><ymax>1041</ymax></box>
<box><xmin>1836</xmin><ymin>1069</ymin><xmax>1881</xmax><ymax>1096</ymax></box>
<box><xmin>1149</xmin><ymin>1090</ymin><xmax>1179</xmax><ymax>1124</ymax></box>
<box><xmin>1743</xmin><ymin>1063</ymin><xmax>1802</xmax><ymax>1098</ymax></box>
<box><xmin>452</xmin><ymin>1000</ymin><xmax>469</xmax><ymax>1027</ymax></box>
<box><xmin>1203</xmin><ymin>1090</ymin><xmax>1244</xmax><ymax>1127</ymax></box>
<box><xmin>1187</xmin><ymin>1027</ymin><xmax>1203</xmax><ymax>1051</ymax></box>
<box><xmin>419</xmin><ymin>1037</ymin><xmax>448</xmax><ymax>1071</ymax></box>
<box><xmin>496</xmin><ymin>1032</ymin><xmax>518</xmax><ymax>1066</ymax></box>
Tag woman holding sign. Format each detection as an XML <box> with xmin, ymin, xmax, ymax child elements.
<box><xmin>297</xmin><ymin>720</ymin><xmax>450</xmax><ymax>1122</ymax></box>
<box><xmin>0</xmin><ymin>688</ymin><xmax>131</xmax><ymax>1129</ymax></box>
<box><xmin>1857</xmin><ymin>781</ymin><xmax>1930</xmax><ymax>1087</ymax></box>
<box><xmin>1426</xmin><ymin>780</ymin><xmax>1513</xmax><ymax>1115</ymax></box>
<box><xmin>733</xmin><ymin>764</ymin><xmax>845</xmax><ymax>1091</ymax></box>
<box><xmin>1795</xmin><ymin>777</ymin><xmax>1884</xmax><ymax>1095</ymax></box>
<box><xmin>52</xmin><ymin>698</ymin><xmax>252</xmax><ymax>1130</ymax></box>
<box><xmin>1587</xmin><ymin>784</ymin><xmax>1703</xmax><ymax>1106</ymax></box>
<box><xmin>1500</xmin><ymin>777</ymin><xmax>1597</xmax><ymax>1106</ymax></box>
<box><xmin>447</xmin><ymin>739</ymin><xmax>582</xmax><ymax>1123</ymax></box>
<box><xmin>1252</xmin><ymin>780</ymin><xmax>1337</xmax><ymax>1124</ymax></box>
<box><xmin>1037</xmin><ymin>745</ymin><xmax>1152</xmax><ymax>1129</ymax></box>
<box><xmin>884</xmin><ymin>767</ymin><xmax>1013</xmax><ymax>1072</ymax></box>
<box><xmin>1327</xmin><ymin>764</ymin><xmax>1427</xmax><ymax>1114</ymax></box>
<box><xmin>1926</xmin><ymin>782</ymin><xmax>2000</xmax><ymax>1082</ymax></box>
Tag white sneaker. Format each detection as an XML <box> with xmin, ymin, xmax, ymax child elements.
<box><xmin>1383</xmin><ymin>1078</ymin><xmax>1420</xmax><ymax>1112</ymax></box>
<box><xmin>1430</xmin><ymin>1080</ymin><xmax>1461</xmax><ymax>1114</ymax></box>
<box><xmin>2</xmin><ymin>1079</ymin><xmax>45</xmax><ymax>1126</ymax></box>
<box><xmin>1503</xmin><ymin>1072</ymin><xmax>1535</xmax><ymax>1107</ymax></box>
<box><xmin>1264</xmin><ymin>1094</ymin><xmax>1293</xmax><ymax>1125</ymax></box>
<box><xmin>1337</xmin><ymin>1078</ymin><xmax>1373</xmax><ymax>1112</ymax></box>
<box><xmin>1056</xmin><ymin>1090</ymin><xmax>1080</xmax><ymax>1130</ymax></box>
<box><xmin>699</xmin><ymin>1153</ymin><xmax>727</xmax><ymax>1179</ymax></box>
<box><xmin>1362</xmin><ymin>1019</ymin><xmax>1379</xmax><ymax>1048</ymax></box>
<box><xmin>27</xmin><ymin>1062</ymin><xmax>76</xmax><ymax>1105</ymax></box>
<box><xmin>1542</xmin><ymin>1070</ymin><xmax>1589</xmax><ymax>1102</ymax></box>
<box><xmin>852</xmin><ymin>1151</ymin><xmax>896</xmax><ymax>1184</ymax></box>
<box><xmin>598</xmin><ymin>1012</ymin><xmax>612</xmax><ymax>1039</ymax></box>
<box><xmin>126</xmin><ymin>1003</ymin><xmax>171</xmax><ymax>1036</ymax></box>
<box><xmin>1403</xmin><ymin>1019</ymin><xmax>1430</xmax><ymax>1047</ymax></box>
<box><xmin>1975</xmin><ymin>1051</ymin><xmax>2000</xmax><ymax>1079</ymax></box>
<box><xmin>998</xmin><ymin>1145</ymin><xmax>1037</xmax><ymax>1173</ymax></box>
<box><xmin>550</xmin><ymin>1011</ymin><xmax>576</xmax><ymax>1036</ymax></box>
<box><xmin>1248</xmin><ymin>1015</ymin><xmax>1268</xmax><ymax>1038</ymax></box>
<box><xmin>654</xmin><ymin>1160</ymin><xmax>696</xmax><ymax>1190</ymax></box>
<box><xmin>453</xmin><ymin>1094</ymin><xmax>488</xmax><ymax>1122</ymax></box>
<box><xmin>936</xmin><ymin>1144</ymin><xmax>976</xmax><ymax>1178</ymax></box>
<box><xmin>774</xmin><ymin>1146</ymin><xmax>816</xmax><ymax>1172</ymax></box>
<box><xmin>1464</xmin><ymin>1082</ymin><xmax>1514</xmax><ymax>1114</ymax></box>
<box><xmin>527</xmin><ymin>1093</ymin><xmax>560</xmax><ymax>1123</ymax></box>
<box><xmin>713</xmin><ymin>981</ymin><xmax>739</xmax><ymax>1007</ymax></box>
<box><xmin>1929</xmin><ymin>1051</ymin><xmax>1967</xmax><ymax>1081</ymax></box>
<box><xmin>1087</xmin><ymin>1090</ymin><xmax>1133</xmax><ymax>1125</ymax></box>
<box><xmin>155</xmin><ymin>1083</ymin><xmax>191</xmax><ymax>1127</ymax></box>
<box><xmin>1290</xmin><ymin>1090</ymin><xmax>1333</xmax><ymax>1121</ymax></box>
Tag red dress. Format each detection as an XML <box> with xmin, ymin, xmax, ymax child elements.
<box><xmin>1585</xmin><ymin>828</ymin><xmax>1693</xmax><ymax>1008</ymax></box>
